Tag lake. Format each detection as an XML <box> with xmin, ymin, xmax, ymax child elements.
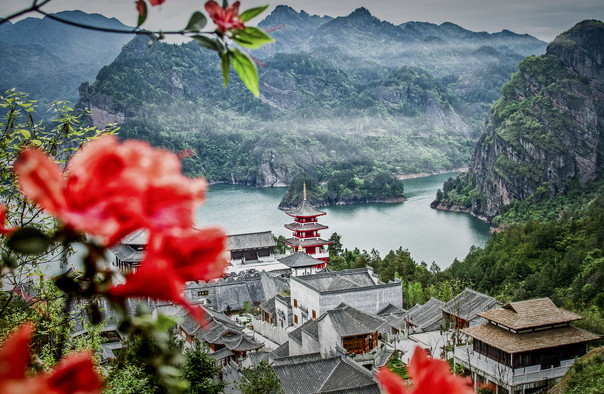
<box><xmin>195</xmin><ymin>173</ymin><xmax>492</xmax><ymax>269</ymax></box>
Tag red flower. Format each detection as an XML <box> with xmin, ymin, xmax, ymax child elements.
<box><xmin>0</xmin><ymin>323</ymin><xmax>102</xmax><ymax>394</ymax></box>
<box><xmin>0</xmin><ymin>204</ymin><xmax>17</xmax><ymax>236</ymax></box>
<box><xmin>205</xmin><ymin>1</ymin><xmax>245</xmax><ymax>32</ymax></box>
<box><xmin>136</xmin><ymin>0</ymin><xmax>166</xmax><ymax>16</ymax></box>
<box><xmin>108</xmin><ymin>227</ymin><xmax>227</xmax><ymax>322</ymax></box>
<box><xmin>15</xmin><ymin>136</ymin><xmax>206</xmax><ymax>246</ymax></box>
<box><xmin>377</xmin><ymin>347</ymin><xmax>473</xmax><ymax>394</ymax></box>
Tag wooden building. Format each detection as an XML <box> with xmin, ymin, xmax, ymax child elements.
<box><xmin>455</xmin><ymin>298</ymin><xmax>600</xmax><ymax>393</ymax></box>
<box><xmin>283</xmin><ymin>184</ymin><xmax>331</xmax><ymax>264</ymax></box>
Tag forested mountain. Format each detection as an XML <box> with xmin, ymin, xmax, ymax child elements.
<box><xmin>0</xmin><ymin>11</ymin><xmax>133</xmax><ymax>113</ymax></box>
<box><xmin>433</xmin><ymin>20</ymin><xmax>604</xmax><ymax>222</ymax></box>
<box><xmin>77</xmin><ymin>6</ymin><xmax>546</xmax><ymax>188</ymax></box>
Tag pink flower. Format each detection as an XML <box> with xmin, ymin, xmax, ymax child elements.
<box><xmin>0</xmin><ymin>323</ymin><xmax>102</xmax><ymax>394</ymax></box>
<box><xmin>377</xmin><ymin>347</ymin><xmax>473</xmax><ymax>394</ymax></box>
<box><xmin>14</xmin><ymin>136</ymin><xmax>206</xmax><ymax>246</ymax></box>
<box><xmin>0</xmin><ymin>204</ymin><xmax>17</xmax><ymax>236</ymax></box>
<box><xmin>205</xmin><ymin>1</ymin><xmax>245</xmax><ymax>32</ymax></box>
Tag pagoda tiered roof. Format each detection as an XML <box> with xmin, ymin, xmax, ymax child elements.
<box><xmin>284</xmin><ymin>222</ymin><xmax>328</xmax><ymax>231</ymax></box>
<box><xmin>286</xmin><ymin>200</ymin><xmax>326</xmax><ymax>218</ymax></box>
<box><xmin>283</xmin><ymin>237</ymin><xmax>331</xmax><ymax>248</ymax></box>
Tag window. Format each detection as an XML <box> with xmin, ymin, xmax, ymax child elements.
<box><xmin>293</xmin><ymin>299</ymin><xmax>298</xmax><ymax>308</ymax></box>
<box><xmin>312</xmin><ymin>310</ymin><xmax>316</xmax><ymax>319</ymax></box>
<box><xmin>294</xmin><ymin>315</ymin><xmax>298</xmax><ymax>324</ymax></box>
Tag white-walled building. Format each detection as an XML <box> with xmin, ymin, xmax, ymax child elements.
<box><xmin>289</xmin><ymin>267</ymin><xmax>402</xmax><ymax>327</ymax></box>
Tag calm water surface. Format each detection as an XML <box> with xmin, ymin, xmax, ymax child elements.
<box><xmin>196</xmin><ymin>173</ymin><xmax>491</xmax><ymax>269</ymax></box>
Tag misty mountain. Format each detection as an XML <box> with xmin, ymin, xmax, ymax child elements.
<box><xmin>75</xmin><ymin>6</ymin><xmax>549</xmax><ymax>188</ymax></box>
<box><xmin>0</xmin><ymin>10</ymin><xmax>133</xmax><ymax>112</ymax></box>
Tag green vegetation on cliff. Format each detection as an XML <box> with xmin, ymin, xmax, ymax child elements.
<box><xmin>279</xmin><ymin>170</ymin><xmax>405</xmax><ymax>208</ymax></box>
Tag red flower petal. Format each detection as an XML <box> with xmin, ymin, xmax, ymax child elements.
<box><xmin>407</xmin><ymin>347</ymin><xmax>473</xmax><ymax>394</ymax></box>
<box><xmin>108</xmin><ymin>255</ymin><xmax>187</xmax><ymax>306</ymax></box>
<box><xmin>46</xmin><ymin>351</ymin><xmax>102</xmax><ymax>394</ymax></box>
<box><xmin>148</xmin><ymin>227</ymin><xmax>227</xmax><ymax>282</ymax></box>
<box><xmin>376</xmin><ymin>367</ymin><xmax>408</xmax><ymax>394</ymax></box>
<box><xmin>15</xmin><ymin>149</ymin><xmax>67</xmax><ymax>215</ymax></box>
<box><xmin>0</xmin><ymin>204</ymin><xmax>16</xmax><ymax>236</ymax></box>
<box><xmin>148</xmin><ymin>0</ymin><xmax>166</xmax><ymax>5</ymax></box>
<box><xmin>0</xmin><ymin>323</ymin><xmax>34</xmax><ymax>381</ymax></box>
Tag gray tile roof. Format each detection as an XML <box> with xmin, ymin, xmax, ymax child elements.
<box><xmin>404</xmin><ymin>297</ymin><xmax>445</xmax><ymax>330</ymax></box>
<box><xmin>301</xmin><ymin>319</ymin><xmax>319</xmax><ymax>341</ymax></box>
<box><xmin>278</xmin><ymin>251</ymin><xmax>323</xmax><ymax>268</ymax></box>
<box><xmin>441</xmin><ymin>288</ymin><xmax>501</xmax><ymax>322</ymax></box>
<box><xmin>288</xmin><ymin>325</ymin><xmax>304</xmax><ymax>344</ymax></box>
<box><xmin>272</xmin><ymin>352</ymin><xmax>322</xmax><ymax>366</ymax></box>
<box><xmin>272</xmin><ymin>342</ymin><xmax>290</xmax><ymax>358</ymax></box>
<box><xmin>286</xmin><ymin>200</ymin><xmax>326</xmax><ymax>218</ymax></box>
<box><xmin>227</xmin><ymin>231</ymin><xmax>277</xmax><ymax>251</ymax></box>
<box><xmin>284</xmin><ymin>222</ymin><xmax>328</xmax><ymax>231</ymax></box>
<box><xmin>272</xmin><ymin>355</ymin><xmax>379</xmax><ymax>394</ymax></box>
<box><xmin>377</xmin><ymin>303</ymin><xmax>406</xmax><ymax>316</ymax></box>
<box><xmin>293</xmin><ymin>268</ymin><xmax>386</xmax><ymax>294</ymax></box>
<box><xmin>320</xmin><ymin>303</ymin><xmax>385</xmax><ymax>337</ymax></box>
<box><xmin>111</xmin><ymin>244</ymin><xmax>143</xmax><ymax>262</ymax></box>
<box><xmin>186</xmin><ymin>270</ymin><xmax>288</xmax><ymax>312</ymax></box>
<box><xmin>212</xmin><ymin>347</ymin><xmax>234</xmax><ymax>360</ymax></box>
<box><xmin>120</xmin><ymin>229</ymin><xmax>148</xmax><ymax>245</ymax></box>
<box><xmin>283</xmin><ymin>237</ymin><xmax>331</xmax><ymax>247</ymax></box>
<box><xmin>260</xmin><ymin>296</ymin><xmax>277</xmax><ymax>316</ymax></box>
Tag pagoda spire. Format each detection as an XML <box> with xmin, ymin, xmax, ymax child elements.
<box><xmin>303</xmin><ymin>182</ymin><xmax>307</xmax><ymax>201</ymax></box>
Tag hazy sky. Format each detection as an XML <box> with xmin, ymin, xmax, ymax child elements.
<box><xmin>1</xmin><ymin>0</ymin><xmax>603</xmax><ymax>42</ymax></box>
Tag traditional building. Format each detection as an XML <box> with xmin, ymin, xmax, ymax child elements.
<box><xmin>194</xmin><ymin>306</ymin><xmax>264</xmax><ymax>366</ymax></box>
<box><xmin>185</xmin><ymin>269</ymin><xmax>288</xmax><ymax>312</ymax></box>
<box><xmin>228</xmin><ymin>231</ymin><xmax>277</xmax><ymax>262</ymax></box>
<box><xmin>278</xmin><ymin>250</ymin><xmax>326</xmax><ymax>276</ymax></box>
<box><xmin>455</xmin><ymin>298</ymin><xmax>601</xmax><ymax>393</ymax></box>
<box><xmin>403</xmin><ymin>297</ymin><xmax>446</xmax><ymax>334</ymax></box>
<box><xmin>286</xmin><ymin>303</ymin><xmax>394</xmax><ymax>370</ymax></box>
<box><xmin>283</xmin><ymin>184</ymin><xmax>331</xmax><ymax>265</ymax></box>
<box><xmin>289</xmin><ymin>267</ymin><xmax>402</xmax><ymax>327</ymax></box>
<box><xmin>109</xmin><ymin>229</ymin><xmax>147</xmax><ymax>273</ymax></box>
<box><xmin>272</xmin><ymin>353</ymin><xmax>380</xmax><ymax>393</ymax></box>
<box><xmin>441</xmin><ymin>288</ymin><xmax>501</xmax><ymax>330</ymax></box>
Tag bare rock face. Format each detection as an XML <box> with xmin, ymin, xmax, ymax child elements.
<box><xmin>470</xmin><ymin>20</ymin><xmax>604</xmax><ymax>218</ymax></box>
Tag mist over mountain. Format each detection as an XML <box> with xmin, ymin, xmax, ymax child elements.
<box><xmin>0</xmin><ymin>10</ymin><xmax>133</xmax><ymax>112</ymax></box>
<box><xmin>73</xmin><ymin>6</ymin><xmax>547</xmax><ymax>190</ymax></box>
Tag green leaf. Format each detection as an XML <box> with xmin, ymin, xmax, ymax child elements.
<box><xmin>6</xmin><ymin>227</ymin><xmax>51</xmax><ymax>255</ymax></box>
<box><xmin>137</xmin><ymin>1</ymin><xmax>148</xmax><ymax>27</ymax></box>
<box><xmin>185</xmin><ymin>11</ymin><xmax>207</xmax><ymax>32</ymax></box>
<box><xmin>239</xmin><ymin>5</ymin><xmax>269</xmax><ymax>22</ymax></box>
<box><xmin>16</xmin><ymin>129</ymin><xmax>31</xmax><ymax>139</ymax></box>
<box><xmin>233</xmin><ymin>26</ymin><xmax>274</xmax><ymax>49</ymax></box>
<box><xmin>191</xmin><ymin>35</ymin><xmax>220</xmax><ymax>51</ymax></box>
<box><xmin>230</xmin><ymin>49</ymin><xmax>259</xmax><ymax>97</ymax></box>
<box><xmin>221</xmin><ymin>52</ymin><xmax>230</xmax><ymax>87</ymax></box>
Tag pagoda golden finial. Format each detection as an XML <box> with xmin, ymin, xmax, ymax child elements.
<box><xmin>298</xmin><ymin>245</ymin><xmax>303</xmax><ymax>252</ymax></box>
<box><xmin>303</xmin><ymin>182</ymin><xmax>307</xmax><ymax>201</ymax></box>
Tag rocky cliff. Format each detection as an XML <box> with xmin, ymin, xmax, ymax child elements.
<box><xmin>468</xmin><ymin>20</ymin><xmax>604</xmax><ymax>219</ymax></box>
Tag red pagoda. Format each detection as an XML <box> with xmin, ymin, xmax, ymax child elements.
<box><xmin>283</xmin><ymin>183</ymin><xmax>331</xmax><ymax>266</ymax></box>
